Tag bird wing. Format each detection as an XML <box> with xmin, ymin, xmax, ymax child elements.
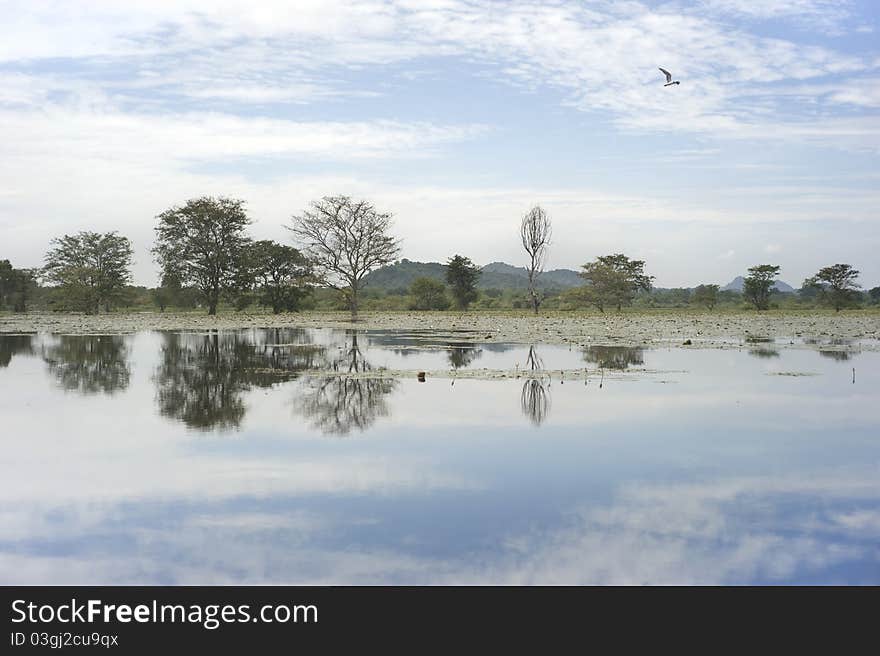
<box><xmin>659</xmin><ymin>67</ymin><xmax>672</xmax><ymax>82</ymax></box>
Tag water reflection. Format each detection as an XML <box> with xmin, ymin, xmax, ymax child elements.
<box><xmin>583</xmin><ymin>345</ymin><xmax>644</xmax><ymax>370</ymax></box>
<box><xmin>0</xmin><ymin>333</ymin><xmax>34</xmax><ymax>367</ymax></box>
<box><xmin>748</xmin><ymin>347</ymin><xmax>781</xmax><ymax>359</ymax></box>
<box><xmin>448</xmin><ymin>343</ymin><xmax>481</xmax><ymax>370</ymax></box>
<box><xmin>294</xmin><ymin>331</ymin><xmax>397</xmax><ymax>436</ymax></box>
<box><xmin>2</xmin><ymin>329</ymin><xmax>880</xmax><ymax>584</ymax></box>
<box><xmin>521</xmin><ymin>346</ymin><xmax>550</xmax><ymax>426</ymax></box>
<box><xmin>154</xmin><ymin>329</ymin><xmax>324</xmax><ymax>431</ymax></box>
<box><xmin>41</xmin><ymin>335</ymin><xmax>130</xmax><ymax>395</ymax></box>
<box><xmin>818</xmin><ymin>350</ymin><xmax>852</xmax><ymax>361</ymax></box>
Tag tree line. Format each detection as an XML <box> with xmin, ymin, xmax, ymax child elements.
<box><xmin>2</xmin><ymin>195</ymin><xmax>877</xmax><ymax>315</ymax></box>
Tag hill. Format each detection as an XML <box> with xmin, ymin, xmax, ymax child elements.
<box><xmin>721</xmin><ymin>276</ymin><xmax>795</xmax><ymax>293</ymax></box>
<box><xmin>362</xmin><ymin>259</ymin><xmax>583</xmax><ymax>292</ymax></box>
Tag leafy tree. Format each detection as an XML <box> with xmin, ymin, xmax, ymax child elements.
<box><xmin>446</xmin><ymin>254</ymin><xmax>481</xmax><ymax>310</ymax></box>
<box><xmin>577</xmin><ymin>254</ymin><xmax>653</xmax><ymax>312</ymax></box>
<box><xmin>869</xmin><ymin>287</ymin><xmax>880</xmax><ymax>305</ymax></box>
<box><xmin>692</xmin><ymin>284</ymin><xmax>719</xmax><ymax>309</ymax></box>
<box><xmin>43</xmin><ymin>232</ymin><xmax>133</xmax><ymax>313</ymax></box>
<box><xmin>150</xmin><ymin>271</ymin><xmax>183</xmax><ymax>312</ymax></box>
<box><xmin>520</xmin><ymin>205</ymin><xmax>552</xmax><ymax>315</ymax></box>
<box><xmin>289</xmin><ymin>196</ymin><xmax>400</xmax><ymax>319</ymax></box>
<box><xmin>153</xmin><ymin>196</ymin><xmax>252</xmax><ymax>315</ymax></box>
<box><xmin>249</xmin><ymin>240</ymin><xmax>313</xmax><ymax>314</ymax></box>
<box><xmin>0</xmin><ymin>260</ymin><xmax>37</xmax><ymax>312</ymax></box>
<box><xmin>743</xmin><ymin>264</ymin><xmax>781</xmax><ymax>311</ymax></box>
<box><xmin>803</xmin><ymin>264</ymin><xmax>861</xmax><ymax>311</ymax></box>
<box><xmin>409</xmin><ymin>277</ymin><xmax>450</xmax><ymax>310</ymax></box>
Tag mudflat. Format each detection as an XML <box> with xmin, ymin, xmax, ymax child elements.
<box><xmin>2</xmin><ymin>310</ymin><xmax>878</xmax><ymax>351</ymax></box>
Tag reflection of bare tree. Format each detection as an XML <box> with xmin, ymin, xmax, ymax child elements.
<box><xmin>583</xmin><ymin>345</ymin><xmax>644</xmax><ymax>370</ymax></box>
<box><xmin>42</xmin><ymin>335</ymin><xmax>130</xmax><ymax>395</ymax></box>
<box><xmin>448</xmin><ymin>342</ymin><xmax>481</xmax><ymax>369</ymax></box>
<box><xmin>294</xmin><ymin>331</ymin><xmax>397</xmax><ymax>436</ymax></box>
<box><xmin>521</xmin><ymin>345</ymin><xmax>550</xmax><ymax>426</ymax></box>
<box><xmin>155</xmin><ymin>329</ymin><xmax>323</xmax><ymax>431</ymax></box>
<box><xmin>0</xmin><ymin>334</ymin><xmax>34</xmax><ymax>368</ymax></box>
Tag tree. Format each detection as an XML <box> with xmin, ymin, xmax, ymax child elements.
<box><xmin>249</xmin><ymin>240</ymin><xmax>313</xmax><ymax>314</ymax></box>
<box><xmin>577</xmin><ymin>254</ymin><xmax>653</xmax><ymax>312</ymax></box>
<box><xmin>742</xmin><ymin>264</ymin><xmax>781</xmax><ymax>311</ymax></box>
<box><xmin>520</xmin><ymin>205</ymin><xmax>552</xmax><ymax>315</ymax></box>
<box><xmin>43</xmin><ymin>231</ymin><xmax>133</xmax><ymax>313</ymax></box>
<box><xmin>289</xmin><ymin>196</ymin><xmax>400</xmax><ymax>319</ymax></box>
<box><xmin>803</xmin><ymin>264</ymin><xmax>861</xmax><ymax>312</ymax></box>
<box><xmin>409</xmin><ymin>277</ymin><xmax>450</xmax><ymax>310</ymax></box>
<box><xmin>152</xmin><ymin>271</ymin><xmax>182</xmax><ymax>313</ymax></box>
<box><xmin>153</xmin><ymin>196</ymin><xmax>252</xmax><ymax>315</ymax></box>
<box><xmin>446</xmin><ymin>254</ymin><xmax>481</xmax><ymax>310</ymax></box>
<box><xmin>0</xmin><ymin>260</ymin><xmax>37</xmax><ymax>312</ymax></box>
<box><xmin>692</xmin><ymin>284</ymin><xmax>720</xmax><ymax>309</ymax></box>
<box><xmin>869</xmin><ymin>287</ymin><xmax>880</xmax><ymax>305</ymax></box>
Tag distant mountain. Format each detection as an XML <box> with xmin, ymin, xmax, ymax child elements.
<box><xmin>362</xmin><ymin>259</ymin><xmax>583</xmax><ymax>292</ymax></box>
<box><xmin>481</xmin><ymin>262</ymin><xmax>583</xmax><ymax>289</ymax></box>
<box><xmin>721</xmin><ymin>276</ymin><xmax>795</xmax><ymax>293</ymax></box>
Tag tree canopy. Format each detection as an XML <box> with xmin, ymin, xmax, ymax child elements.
<box><xmin>577</xmin><ymin>254</ymin><xmax>653</xmax><ymax>312</ymax></box>
<box><xmin>743</xmin><ymin>264</ymin><xmax>781</xmax><ymax>311</ymax></box>
<box><xmin>248</xmin><ymin>240</ymin><xmax>314</xmax><ymax>314</ymax></box>
<box><xmin>409</xmin><ymin>276</ymin><xmax>450</xmax><ymax>311</ymax></box>
<box><xmin>43</xmin><ymin>231</ymin><xmax>133</xmax><ymax>313</ymax></box>
<box><xmin>289</xmin><ymin>196</ymin><xmax>400</xmax><ymax>319</ymax></box>
<box><xmin>692</xmin><ymin>284</ymin><xmax>720</xmax><ymax>309</ymax></box>
<box><xmin>446</xmin><ymin>254</ymin><xmax>481</xmax><ymax>310</ymax></box>
<box><xmin>152</xmin><ymin>196</ymin><xmax>252</xmax><ymax>315</ymax></box>
<box><xmin>803</xmin><ymin>263</ymin><xmax>861</xmax><ymax>311</ymax></box>
<box><xmin>0</xmin><ymin>260</ymin><xmax>37</xmax><ymax>312</ymax></box>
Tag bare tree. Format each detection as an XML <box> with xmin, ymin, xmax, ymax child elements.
<box><xmin>289</xmin><ymin>196</ymin><xmax>401</xmax><ymax>319</ymax></box>
<box><xmin>520</xmin><ymin>205</ymin><xmax>552</xmax><ymax>315</ymax></box>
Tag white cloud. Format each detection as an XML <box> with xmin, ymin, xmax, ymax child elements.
<box><xmin>0</xmin><ymin>1</ymin><xmax>873</xmax><ymax>141</ymax></box>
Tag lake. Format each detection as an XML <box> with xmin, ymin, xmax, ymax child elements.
<box><xmin>1</xmin><ymin>328</ymin><xmax>878</xmax><ymax>584</ymax></box>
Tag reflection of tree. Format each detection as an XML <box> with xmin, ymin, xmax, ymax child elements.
<box><xmin>0</xmin><ymin>334</ymin><xmax>34</xmax><ymax>368</ymax></box>
<box><xmin>448</xmin><ymin>342</ymin><xmax>481</xmax><ymax>369</ymax></box>
<box><xmin>521</xmin><ymin>345</ymin><xmax>550</xmax><ymax>426</ymax></box>
<box><xmin>154</xmin><ymin>329</ymin><xmax>324</xmax><ymax>431</ymax></box>
<box><xmin>42</xmin><ymin>335</ymin><xmax>130</xmax><ymax>394</ymax></box>
<box><xmin>294</xmin><ymin>331</ymin><xmax>396</xmax><ymax>436</ymax></box>
<box><xmin>818</xmin><ymin>350</ymin><xmax>851</xmax><ymax>361</ymax></box>
<box><xmin>583</xmin><ymin>345</ymin><xmax>644</xmax><ymax>370</ymax></box>
<box><xmin>748</xmin><ymin>347</ymin><xmax>780</xmax><ymax>359</ymax></box>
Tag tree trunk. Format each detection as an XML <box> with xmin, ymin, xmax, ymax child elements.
<box><xmin>350</xmin><ymin>284</ymin><xmax>359</xmax><ymax>320</ymax></box>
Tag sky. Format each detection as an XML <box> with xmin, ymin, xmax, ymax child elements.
<box><xmin>1</xmin><ymin>0</ymin><xmax>878</xmax><ymax>288</ymax></box>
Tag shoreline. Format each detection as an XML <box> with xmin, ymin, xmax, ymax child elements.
<box><xmin>2</xmin><ymin>310</ymin><xmax>879</xmax><ymax>351</ymax></box>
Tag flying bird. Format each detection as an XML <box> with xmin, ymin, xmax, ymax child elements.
<box><xmin>659</xmin><ymin>67</ymin><xmax>680</xmax><ymax>86</ymax></box>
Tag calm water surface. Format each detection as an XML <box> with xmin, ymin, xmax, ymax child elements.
<box><xmin>1</xmin><ymin>328</ymin><xmax>878</xmax><ymax>584</ymax></box>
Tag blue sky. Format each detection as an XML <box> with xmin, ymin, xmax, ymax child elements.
<box><xmin>1</xmin><ymin>0</ymin><xmax>878</xmax><ymax>287</ymax></box>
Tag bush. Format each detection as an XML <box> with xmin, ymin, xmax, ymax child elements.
<box><xmin>409</xmin><ymin>277</ymin><xmax>450</xmax><ymax>310</ymax></box>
